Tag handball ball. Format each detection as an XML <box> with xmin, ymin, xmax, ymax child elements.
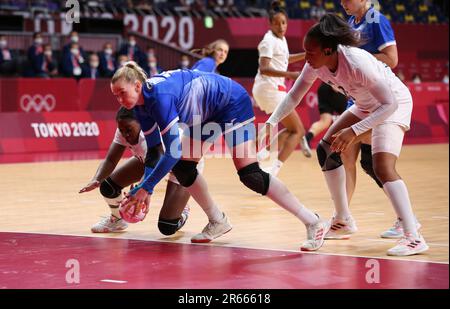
<box><xmin>119</xmin><ymin>201</ymin><xmax>148</xmax><ymax>223</ymax></box>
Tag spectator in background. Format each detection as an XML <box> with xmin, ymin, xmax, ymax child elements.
<box><xmin>442</xmin><ymin>73</ymin><xmax>449</xmax><ymax>84</ymax></box>
<box><xmin>61</xmin><ymin>42</ymin><xmax>86</xmax><ymax>79</ymax></box>
<box><xmin>118</xmin><ymin>35</ymin><xmax>142</xmax><ymax>63</ymax></box>
<box><xmin>143</xmin><ymin>54</ymin><xmax>163</xmax><ymax>77</ymax></box>
<box><xmin>34</xmin><ymin>44</ymin><xmax>58</xmax><ymax>78</ymax></box>
<box><xmin>99</xmin><ymin>42</ymin><xmax>117</xmax><ymax>77</ymax></box>
<box><xmin>27</xmin><ymin>32</ymin><xmax>44</xmax><ymax>76</ymax></box>
<box><xmin>0</xmin><ymin>35</ymin><xmax>16</xmax><ymax>76</ymax></box>
<box><xmin>412</xmin><ymin>73</ymin><xmax>422</xmax><ymax>84</ymax></box>
<box><xmin>63</xmin><ymin>31</ymin><xmax>86</xmax><ymax>58</ymax></box>
<box><xmin>117</xmin><ymin>54</ymin><xmax>129</xmax><ymax>67</ymax></box>
<box><xmin>396</xmin><ymin>70</ymin><xmax>406</xmax><ymax>82</ymax></box>
<box><xmin>178</xmin><ymin>55</ymin><xmax>191</xmax><ymax>69</ymax></box>
<box><xmin>83</xmin><ymin>53</ymin><xmax>101</xmax><ymax>79</ymax></box>
<box><xmin>310</xmin><ymin>0</ymin><xmax>327</xmax><ymax>21</ymax></box>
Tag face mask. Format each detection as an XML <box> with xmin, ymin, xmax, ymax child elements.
<box><xmin>181</xmin><ymin>60</ymin><xmax>189</xmax><ymax>67</ymax></box>
<box><xmin>35</xmin><ymin>38</ymin><xmax>43</xmax><ymax>45</ymax></box>
<box><xmin>129</xmin><ymin>40</ymin><xmax>136</xmax><ymax>46</ymax></box>
<box><xmin>0</xmin><ymin>40</ymin><xmax>7</xmax><ymax>48</ymax></box>
<box><xmin>120</xmin><ymin>61</ymin><xmax>126</xmax><ymax>67</ymax></box>
<box><xmin>71</xmin><ymin>36</ymin><xmax>79</xmax><ymax>43</ymax></box>
<box><xmin>149</xmin><ymin>62</ymin><xmax>157</xmax><ymax>68</ymax></box>
<box><xmin>71</xmin><ymin>48</ymin><xmax>79</xmax><ymax>55</ymax></box>
<box><xmin>44</xmin><ymin>50</ymin><xmax>52</xmax><ymax>57</ymax></box>
<box><xmin>90</xmin><ymin>61</ymin><xmax>99</xmax><ymax>68</ymax></box>
<box><xmin>104</xmin><ymin>48</ymin><xmax>112</xmax><ymax>55</ymax></box>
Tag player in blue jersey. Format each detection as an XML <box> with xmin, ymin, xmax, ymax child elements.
<box><xmin>109</xmin><ymin>62</ymin><xmax>329</xmax><ymax>251</ymax></box>
<box><xmin>191</xmin><ymin>39</ymin><xmax>229</xmax><ymax>73</ymax></box>
<box><xmin>79</xmin><ymin>107</ymin><xmax>198</xmax><ymax>236</ymax></box>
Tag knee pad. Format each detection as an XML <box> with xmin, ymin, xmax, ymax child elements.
<box><xmin>316</xmin><ymin>139</ymin><xmax>343</xmax><ymax>171</ymax></box>
<box><xmin>238</xmin><ymin>162</ymin><xmax>270</xmax><ymax>196</ymax></box>
<box><xmin>100</xmin><ymin>177</ymin><xmax>123</xmax><ymax>206</ymax></box>
<box><xmin>172</xmin><ymin>160</ymin><xmax>198</xmax><ymax>187</ymax></box>
<box><xmin>158</xmin><ymin>217</ymin><xmax>182</xmax><ymax>236</ymax></box>
<box><xmin>360</xmin><ymin>144</ymin><xmax>383</xmax><ymax>188</ymax></box>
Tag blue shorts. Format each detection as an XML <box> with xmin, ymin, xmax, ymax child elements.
<box><xmin>185</xmin><ymin>81</ymin><xmax>256</xmax><ymax>148</ymax></box>
<box><xmin>346</xmin><ymin>98</ymin><xmax>355</xmax><ymax>109</ymax></box>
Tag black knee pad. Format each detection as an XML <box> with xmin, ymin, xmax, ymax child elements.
<box><xmin>316</xmin><ymin>140</ymin><xmax>343</xmax><ymax>171</ymax></box>
<box><xmin>172</xmin><ymin>160</ymin><xmax>198</xmax><ymax>187</ymax></box>
<box><xmin>158</xmin><ymin>217</ymin><xmax>182</xmax><ymax>236</ymax></box>
<box><xmin>238</xmin><ymin>162</ymin><xmax>270</xmax><ymax>196</ymax></box>
<box><xmin>360</xmin><ymin>144</ymin><xmax>383</xmax><ymax>188</ymax></box>
<box><xmin>99</xmin><ymin>177</ymin><xmax>123</xmax><ymax>198</ymax></box>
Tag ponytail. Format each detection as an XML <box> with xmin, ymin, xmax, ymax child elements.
<box><xmin>306</xmin><ymin>13</ymin><xmax>361</xmax><ymax>52</ymax></box>
<box><xmin>191</xmin><ymin>39</ymin><xmax>229</xmax><ymax>58</ymax></box>
<box><xmin>111</xmin><ymin>60</ymin><xmax>147</xmax><ymax>85</ymax></box>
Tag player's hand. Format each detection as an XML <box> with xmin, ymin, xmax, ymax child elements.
<box><xmin>121</xmin><ymin>188</ymin><xmax>150</xmax><ymax>216</ymax></box>
<box><xmin>331</xmin><ymin>128</ymin><xmax>356</xmax><ymax>153</ymax></box>
<box><xmin>79</xmin><ymin>180</ymin><xmax>100</xmax><ymax>193</ymax></box>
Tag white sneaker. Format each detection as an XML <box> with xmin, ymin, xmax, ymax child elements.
<box><xmin>387</xmin><ymin>233</ymin><xmax>429</xmax><ymax>256</ymax></box>
<box><xmin>301</xmin><ymin>219</ymin><xmax>330</xmax><ymax>251</ymax></box>
<box><xmin>380</xmin><ymin>218</ymin><xmax>422</xmax><ymax>239</ymax></box>
<box><xmin>300</xmin><ymin>136</ymin><xmax>312</xmax><ymax>158</ymax></box>
<box><xmin>91</xmin><ymin>215</ymin><xmax>128</xmax><ymax>233</ymax></box>
<box><xmin>191</xmin><ymin>213</ymin><xmax>232</xmax><ymax>243</ymax></box>
<box><xmin>177</xmin><ymin>205</ymin><xmax>190</xmax><ymax>231</ymax></box>
<box><xmin>324</xmin><ymin>216</ymin><xmax>358</xmax><ymax>240</ymax></box>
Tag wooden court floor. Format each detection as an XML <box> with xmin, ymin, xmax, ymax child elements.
<box><xmin>0</xmin><ymin>143</ymin><xmax>448</xmax><ymax>264</ymax></box>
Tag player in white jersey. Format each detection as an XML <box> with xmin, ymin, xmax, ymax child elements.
<box><xmin>267</xmin><ymin>14</ymin><xmax>428</xmax><ymax>256</ymax></box>
<box><xmin>79</xmin><ymin>107</ymin><xmax>204</xmax><ymax>236</ymax></box>
<box><xmin>252</xmin><ymin>1</ymin><xmax>310</xmax><ymax>177</ymax></box>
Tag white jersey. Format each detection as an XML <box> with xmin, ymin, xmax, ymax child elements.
<box><xmin>268</xmin><ymin>45</ymin><xmax>412</xmax><ymax>135</ymax></box>
<box><xmin>112</xmin><ymin>129</ymin><xmax>147</xmax><ymax>162</ymax></box>
<box><xmin>254</xmin><ymin>30</ymin><xmax>289</xmax><ymax>90</ymax></box>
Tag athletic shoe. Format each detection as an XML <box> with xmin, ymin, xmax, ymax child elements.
<box><xmin>300</xmin><ymin>136</ymin><xmax>312</xmax><ymax>158</ymax></box>
<box><xmin>91</xmin><ymin>215</ymin><xmax>128</xmax><ymax>233</ymax></box>
<box><xmin>387</xmin><ymin>233</ymin><xmax>429</xmax><ymax>256</ymax></box>
<box><xmin>300</xmin><ymin>219</ymin><xmax>330</xmax><ymax>251</ymax></box>
<box><xmin>191</xmin><ymin>213</ymin><xmax>232</xmax><ymax>243</ymax></box>
<box><xmin>324</xmin><ymin>216</ymin><xmax>358</xmax><ymax>240</ymax></box>
<box><xmin>177</xmin><ymin>205</ymin><xmax>190</xmax><ymax>231</ymax></box>
<box><xmin>380</xmin><ymin>218</ymin><xmax>422</xmax><ymax>239</ymax></box>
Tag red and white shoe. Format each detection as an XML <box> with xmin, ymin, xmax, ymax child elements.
<box><xmin>324</xmin><ymin>216</ymin><xmax>358</xmax><ymax>240</ymax></box>
<box><xmin>300</xmin><ymin>219</ymin><xmax>330</xmax><ymax>251</ymax></box>
<box><xmin>91</xmin><ymin>215</ymin><xmax>128</xmax><ymax>233</ymax></box>
<box><xmin>191</xmin><ymin>213</ymin><xmax>232</xmax><ymax>243</ymax></box>
<box><xmin>387</xmin><ymin>233</ymin><xmax>429</xmax><ymax>256</ymax></box>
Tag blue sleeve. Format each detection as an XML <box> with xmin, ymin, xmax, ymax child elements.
<box><xmin>192</xmin><ymin>57</ymin><xmax>216</xmax><ymax>72</ymax></box>
<box><xmin>131</xmin><ymin>122</ymin><xmax>182</xmax><ymax>194</ymax></box>
<box><xmin>372</xmin><ymin>14</ymin><xmax>396</xmax><ymax>51</ymax></box>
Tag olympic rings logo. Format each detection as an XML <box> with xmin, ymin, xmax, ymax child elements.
<box><xmin>20</xmin><ymin>94</ymin><xmax>56</xmax><ymax>112</ymax></box>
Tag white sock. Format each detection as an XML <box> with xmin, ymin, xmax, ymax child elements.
<box><xmin>270</xmin><ymin>159</ymin><xmax>283</xmax><ymax>176</ymax></box>
<box><xmin>185</xmin><ymin>174</ymin><xmax>223</xmax><ymax>222</ymax></box>
<box><xmin>266</xmin><ymin>176</ymin><xmax>319</xmax><ymax>225</ymax></box>
<box><xmin>323</xmin><ymin>165</ymin><xmax>351</xmax><ymax>220</ymax></box>
<box><xmin>109</xmin><ymin>205</ymin><xmax>121</xmax><ymax>219</ymax></box>
<box><xmin>383</xmin><ymin>180</ymin><xmax>418</xmax><ymax>237</ymax></box>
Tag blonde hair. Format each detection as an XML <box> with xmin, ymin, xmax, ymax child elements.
<box><xmin>191</xmin><ymin>39</ymin><xmax>229</xmax><ymax>58</ymax></box>
<box><xmin>111</xmin><ymin>61</ymin><xmax>147</xmax><ymax>84</ymax></box>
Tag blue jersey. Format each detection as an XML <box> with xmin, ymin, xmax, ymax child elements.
<box><xmin>348</xmin><ymin>7</ymin><xmax>396</xmax><ymax>54</ymax></box>
<box><xmin>191</xmin><ymin>56</ymin><xmax>217</xmax><ymax>73</ymax></box>
<box><xmin>131</xmin><ymin>69</ymin><xmax>254</xmax><ymax>194</ymax></box>
<box><xmin>346</xmin><ymin>7</ymin><xmax>396</xmax><ymax>108</ymax></box>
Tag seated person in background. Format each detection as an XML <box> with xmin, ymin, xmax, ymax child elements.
<box><xmin>117</xmin><ymin>54</ymin><xmax>129</xmax><ymax>68</ymax></box>
<box><xmin>82</xmin><ymin>53</ymin><xmax>100</xmax><ymax>79</ymax></box>
<box><xmin>177</xmin><ymin>55</ymin><xmax>191</xmax><ymax>70</ymax></box>
<box><xmin>61</xmin><ymin>42</ymin><xmax>87</xmax><ymax>79</ymax></box>
<box><xmin>143</xmin><ymin>54</ymin><xmax>163</xmax><ymax>77</ymax></box>
<box><xmin>99</xmin><ymin>42</ymin><xmax>117</xmax><ymax>78</ymax></box>
<box><xmin>33</xmin><ymin>44</ymin><xmax>58</xmax><ymax>78</ymax></box>
<box><xmin>27</xmin><ymin>32</ymin><xmax>45</xmax><ymax>77</ymax></box>
<box><xmin>118</xmin><ymin>35</ymin><xmax>142</xmax><ymax>63</ymax></box>
<box><xmin>412</xmin><ymin>73</ymin><xmax>422</xmax><ymax>84</ymax></box>
<box><xmin>0</xmin><ymin>35</ymin><xmax>17</xmax><ymax>76</ymax></box>
<box><xmin>62</xmin><ymin>31</ymin><xmax>86</xmax><ymax>58</ymax></box>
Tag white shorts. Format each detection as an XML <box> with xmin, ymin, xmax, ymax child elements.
<box><xmin>167</xmin><ymin>157</ymin><xmax>206</xmax><ymax>184</ymax></box>
<box><xmin>371</xmin><ymin>123</ymin><xmax>405</xmax><ymax>157</ymax></box>
<box><xmin>252</xmin><ymin>83</ymin><xmax>287</xmax><ymax>114</ymax></box>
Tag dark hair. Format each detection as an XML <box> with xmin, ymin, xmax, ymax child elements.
<box><xmin>306</xmin><ymin>13</ymin><xmax>361</xmax><ymax>52</ymax></box>
<box><xmin>116</xmin><ymin>106</ymin><xmax>137</xmax><ymax>122</ymax></box>
<box><xmin>268</xmin><ymin>1</ymin><xmax>287</xmax><ymax>22</ymax></box>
